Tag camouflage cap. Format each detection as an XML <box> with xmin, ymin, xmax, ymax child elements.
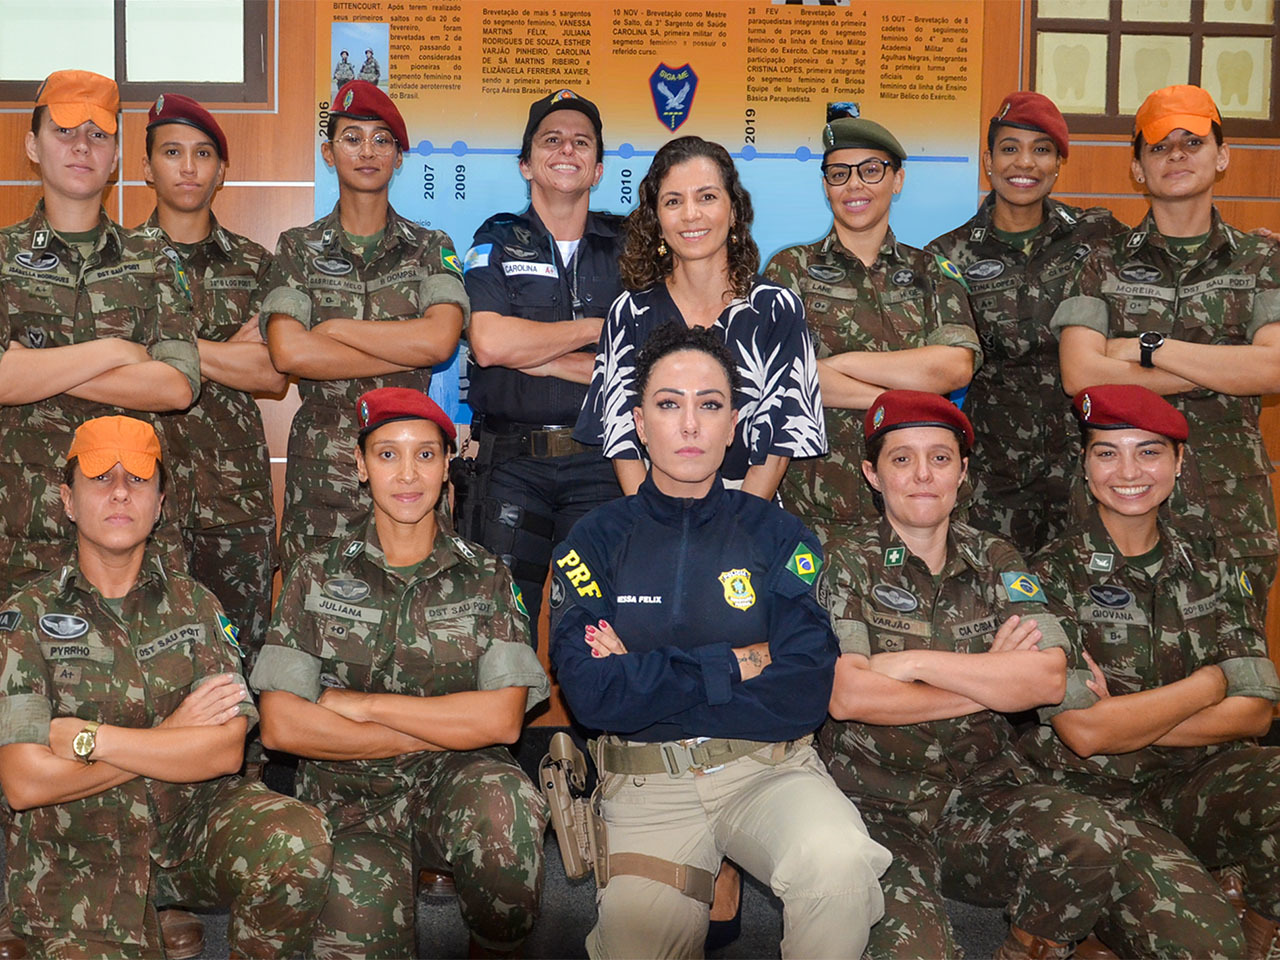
<box><xmin>865</xmin><ymin>390</ymin><xmax>974</xmax><ymax>446</ymax></box>
<box><xmin>332</xmin><ymin>80</ymin><xmax>409</xmax><ymax>151</ymax></box>
<box><xmin>823</xmin><ymin>117</ymin><xmax>907</xmax><ymax>164</ymax></box>
<box><xmin>35</xmin><ymin>69</ymin><xmax>119</xmax><ymax>135</ymax></box>
<box><xmin>1074</xmin><ymin>384</ymin><xmax>1189</xmax><ymax>441</ymax></box>
<box><xmin>147</xmin><ymin>92</ymin><xmax>228</xmax><ymax>160</ymax></box>
<box><xmin>67</xmin><ymin>416</ymin><xmax>163</xmax><ymax>479</ymax></box>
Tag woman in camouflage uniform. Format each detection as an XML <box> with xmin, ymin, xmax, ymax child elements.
<box><xmin>928</xmin><ymin>92</ymin><xmax>1127</xmax><ymax>554</ymax></box>
<box><xmin>252</xmin><ymin>387</ymin><xmax>549</xmax><ymax>959</ymax></box>
<box><xmin>1028</xmin><ymin>383</ymin><xmax>1280</xmax><ymax>959</ymax></box>
<box><xmin>0</xmin><ymin>416</ymin><xmax>332</xmax><ymax>959</ymax></box>
<box><xmin>766</xmin><ymin>109</ymin><xmax>980</xmax><ymax>546</ymax></box>
<box><xmin>818</xmin><ymin>389</ymin><xmax>1129</xmax><ymax>960</ymax></box>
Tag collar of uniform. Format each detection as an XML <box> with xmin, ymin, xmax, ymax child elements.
<box><xmin>1045</xmin><ymin>198</ymin><xmax>1082</xmax><ymax>235</ymax></box>
<box><xmin>1131</xmin><ymin>207</ymin><xmax>1234</xmax><ymax>258</ymax></box>
<box><xmin>1077</xmin><ymin>507</ymin><xmax>1193</xmax><ymax>580</ymax></box>
<box><xmin>31</xmin><ymin>199</ymin><xmax>123</xmax><ymax>260</ymax></box>
<box><xmin>58</xmin><ymin>547</ymin><xmax>168</xmax><ymax>602</ymax></box>
<box><xmin>319</xmin><ymin>202</ymin><xmax>412</xmax><ymax>259</ymax></box>
<box><xmin>637</xmin><ymin>474</ymin><xmax>727</xmax><ymax>529</ymax></box>
<box><xmin>346</xmin><ymin>510</ymin><xmax>464</xmax><ymax>582</ymax></box>
<box><xmin>874</xmin><ymin>515</ymin><xmax>983</xmax><ymax>577</ymax></box>
<box><xmin>820</xmin><ymin>225</ymin><xmax>902</xmax><ymax>266</ymax></box>
<box><xmin>141</xmin><ymin>208</ymin><xmax>234</xmax><ymax>260</ymax></box>
<box><xmin>522</xmin><ymin>205</ymin><xmax>620</xmax><ymax>242</ymax></box>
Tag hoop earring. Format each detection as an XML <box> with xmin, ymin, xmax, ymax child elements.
<box><xmin>658</xmin><ymin>238</ymin><xmax>667</xmax><ymax>256</ymax></box>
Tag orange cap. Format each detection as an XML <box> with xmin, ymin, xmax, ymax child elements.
<box><xmin>66</xmin><ymin>416</ymin><xmax>162</xmax><ymax>479</ymax></box>
<box><xmin>34</xmin><ymin>70</ymin><xmax>119</xmax><ymax>135</ymax></box>
<box><xmin>1134</xmin><ymin>85</ymin><xmax>1220</xmax><ymax>145</ymax></box>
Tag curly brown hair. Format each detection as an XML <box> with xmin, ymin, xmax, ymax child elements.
<box><xmin>618</xmin><ymin>136</ymin><xmax>759</xmax><ymax>300</ymax></box>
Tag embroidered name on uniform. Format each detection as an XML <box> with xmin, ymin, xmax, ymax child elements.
<box><xmin>502</xmin><ymin>261</ymin><xmax>558</xmax><ymax>278</ymax></box>
<box><xmin>864</xmin><ymin>608</ymin><xmax>931</xmax><ymax>638</ymax></box>
<box><xmin>1180</xmin><ymin>275</ymin><xmax>1255</xmax><ymax>296</ymax></box>
<box><xmin>1180</xmin><ymin>593</ymin><xmax>1218</xmax><ymax>620</ymax></box>
<box><xmin>84</xmin><ymin>262</ymin><xmax>148</xmax><ymax>283</ymax></box>
<box><xmin>554</xmin><ymin>550</ymin><xmax>602</xmax><ymax>598</ymax></box>
<box><xmin>1100</xmin><ymin>279</ymin><xmax>1176</xmax><ymax>301</ymax></box>
<box><xmin>424</xmin><ymin>598</ymin><xmax>496</xmax><ymax>619</ymax></box>
<box><xmin>40</xmin><ymin>642</ymin><xmax>112</xmax><ymax>663</ymax></box>
<box><xmin>137</xmin><ymin>623</ymin><xmax>203</xmax><ymax>661</ymax></box>
<box><xmin>204</xmin><ymin>277</ymin><xmax>257</xmax><ymax>290</ymax></box>
<box><xmin>367</xmin><ymin>267</ymin><xmax>420</xmax><ymax>290</ymax></box>
<box><xmin>304</xmin><ymin>593</ymin><xmax>384</xmax><ymax>624</ymax></box>
<box><xmin>1080</xmin><ymin>604</ymin><xmax>1148</xmax><ymax>625</ymax></box>
<box><xmin>617</xmin><ymin>595</ymin><xmax>664</xmax><ymax>604</ymax></box>
<box><xmin>953</xmin><ymin>615</ymin><xmax>998</xmax><ymax>640</ymax></box>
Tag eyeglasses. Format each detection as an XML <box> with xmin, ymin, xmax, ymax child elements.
<box><xmin>821</xmin><ymin>158</ymin><xmax>890</xmax><ymax>186</ymax></box>
<box><xmin>332</xmin><ymin>132</ymin><xmax>398</xmax><ymax>156</ymax></box>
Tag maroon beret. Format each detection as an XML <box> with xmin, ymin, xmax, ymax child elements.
<box><xmin>990</xmin><ymin>91</ymin><xmax>1069</xmax><ymax>159</ymax></box>
<box><xmin>1073</xmin><ymin>385</ymin><xmax>1188</xmax><ymax>442</ymax></box>
<box><xmin>147</xmin><ymin>93</ymin><xmax>228</xmax><ymax>160</ymax></box>
<box><xmin>357</xmin><ymin>388</ymin><xmax>456</xmax><ymax>442</ymax></box>
<box><xmin>332</xmin><ymin>80</ymin><xmax>409</xmax><ymax>152</ymax></box>
<box><xmin>865</xmin><ymin>390</ymin><xmax>974</xmax><ymax>447</ymax></box>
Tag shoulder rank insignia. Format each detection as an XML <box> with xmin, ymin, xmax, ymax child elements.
<box><xmin>719</xmin><ymin>569</ymin><xmax>756</xmax><ymax>611</ymax></box>
<box><xmin>1001</xmin><ymin>572</ymin><xmax>1044</xmax><ymax>603</ymax></box>
<box><xmin>786</xmin><ymin>542</ymin><xmax>821</xmax><ymax>585</ymax></box>
<box><xmin>217</xmin><ymin>612</ymin><xmax>244</xmax><ymax>656</ymax></box>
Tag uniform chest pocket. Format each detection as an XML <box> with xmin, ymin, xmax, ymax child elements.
<box><xmin>577</xmin><ymin>274</ymin><xmax>617</xmax><ymax>316</ymax></box>
<box><xmin>314</xmin><ymin>615</ymin><xmax>379</xmax><ymax>692</ymax></box>
<box><xmin>139</xmin><ymin>640</ymin><xmax>198</xmax><ymax>719</ymax></box>
<box><xmin>398</xmin><ymin>605</ymin><xmax>486</xmax><ymax>696</ymax></box>
<box><xmin>43</xmin><ymin>641</ymin><xmax>116</xmax><ymax>718</ymax></box>
<box><xmin>504</xmin><ymin>271</ymin><xmax>560</xmax><ymax>312</ymax></box>
<box><xmin>366</xmin><ymin>265</ymin><xmax>422</xmax><ymax>320</ymax></box>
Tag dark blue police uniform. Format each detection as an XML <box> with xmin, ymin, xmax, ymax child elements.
<box><xmin>460</xmin><ymin>207</ymin><xmax>624</xmax><ymax>643</ymax></box>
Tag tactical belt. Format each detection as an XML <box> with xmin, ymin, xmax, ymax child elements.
<box><xmin>478</xmin><ymin>416</ymin><xmax>588</xmax><ymax>459</ymax></box>
<box><xmin>593</xmin><ymin>735</ymin><xmax>811</xmax><ymax>778</ymax></box>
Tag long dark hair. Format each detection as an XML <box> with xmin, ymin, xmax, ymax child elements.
<box><xmin>619</xmin><ymin>136</ymin><xmax>758</xmax><ymax>299</ymax></box>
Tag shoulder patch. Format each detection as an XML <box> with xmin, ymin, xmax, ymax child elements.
<box><xmin>217</xmin><ymin>612</ymin><xmax>244</xmax><ymax>656</ymax></box>
<box><xmin>0</xmin><ymin>610</ymin><xmax>19</xmax><ymax>632</ymax></box>
<box><xmin>441</xmin><ymin>247</ymin><xmax>462</xmax><ymax>277</ymax></box>
<box><xmin>785</xmin><ymin>542</ymin><xmax>821</xmax><ymax>585</ymax></box>
<box><xmin>554</xmin><ymin>548</ymin><xmax>602</xmax><ymax>599</ymax></box>
<box><xmin>1001</xmin><ymin>572</ymin><xmax>1044</xmax><ymax>603</ymax></box>
<box><xmin>511</xmin><ymin>582</ymin><xmax>530</xmax><ymax>619</ymax></box>
<box><xmin>1237</xmin><ymin>568</ymin><xmax>1254</xmax><ymax>597</ymax></box>
<box><xmin>935</xmin><ymin>256</ymin><xmax>964</xmax><ymax>282</ymax></box>
<box><xmin>463</xmin><ymin>243</ymin><xmax>492</xmax><ymax>273</ymax></box>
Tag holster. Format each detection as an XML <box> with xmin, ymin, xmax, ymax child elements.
<box><xmin>448</xmin><ymin>447</ymin><xmax>489</xmax><ymax>543</ymax></box>
<box><xmin>539</xmin><ymin>732</ymin><xmax>598</xmax><ymax>880</ymax></box>
<box><xmin>538</xmin><ymin>732</ymin><xmax>715</xmax><ymax>903</ymax></box>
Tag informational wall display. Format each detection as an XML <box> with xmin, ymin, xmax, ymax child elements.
<box><xmin>317</xmin><ymin>1</ymin><xmax>984</xmax><ymax>419</ymax></box>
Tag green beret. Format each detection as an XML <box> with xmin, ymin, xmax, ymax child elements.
<box><xmin>822</xmin><ymin>117</ymin><xmax>907</xmax><ymax>164</ymax></box>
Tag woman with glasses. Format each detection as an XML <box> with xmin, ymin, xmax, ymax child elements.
<box><xmin>765</xmin><ymin>110</ymin><xmax>980</xmax><ymax>545</ymax></box>
<box><xmin>260</xmin><ymin>80</ymin><xmax>468</xmax><ymax>571</ymax></box>
<box><xmin>928</xmin><ymin>92</ymin><xmax>1127</xmax><ymax>555</ymax></box>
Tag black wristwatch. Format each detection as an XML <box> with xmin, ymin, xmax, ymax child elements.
<box><xmin>1139</xmin><ymin>330</ymin><xmax>1165</xmax><ymax>368</ymax></box>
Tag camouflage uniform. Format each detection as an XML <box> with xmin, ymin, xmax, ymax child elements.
<box><xmin>927</xmin><ymin>196</ymin><xmax>1128</xmax><ymax>554</ymax></box>
<box><xmin>0</xmin><ymin>550</ymin><xmax>333</xmax><ymax>958</ymax></box>
<box><xmin>765</xmin><ymin>228</ymin><xmax>981</xmax><ymax>545</ymax></box>
<box><xmin>250</xmin><ymin>512</ymin><xmax>550</xmax><ymax>957</ymax></box>
<box><xmin>1051</xmin><ymin>209</ymin><xmax>1280</xmax><ymax>618</ymax></box>
<box><xmin>143</xmin><ymin>210</ymin><xmax>277</xmax><ymax>666</ymax></box>
<box><xmin>817</xmin><ymin>517</ymin><xmax>1124</xmax><ymax>958</ymax></box>
<box><xmin>258</xmin><ymin>205</ymin><xmax>468</xmax><ymax>572</ymax></box>
<box><xmin>1025</xmin><ymin>512</ymin><xmax>1280</xmax><ymax>957</ymax></box>
<box><xmin>0</xmin><ymin>202</ymin><xmax>200</xmax><ymax>596</ymax></box>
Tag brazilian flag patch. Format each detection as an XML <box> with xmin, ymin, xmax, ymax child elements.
<box><xmin>1238</xmin><ymin>569</ymin><xmax>1254</xmax><ymax>597</ymax></box>
<box><xmin>442</xmin><ymin>247</ymin><xmax>462</xmax><ymax>277</ymax></box>
<box><xmin>1001</xmin><ymin>572</ymin><xmax>1043</xmax><ymax>603</ymax></box>
<box><xmin>217</xmin><ymin>612</ymin><xmax>244</xmax><ymax>656</ymax></box>
<box><xmin>786</xmin><ymin>542</ymin><xmax>822</xmax><ymax>585</ymax></box>
<box><xmin>511</xmin><ymin>582</ymin><xmax>530</xmax><ymax>619</ymax></box>
<box><xmin>936</xmin><ymin>256</ymin><xmax>963</xmax><ymax>281</ymax></box>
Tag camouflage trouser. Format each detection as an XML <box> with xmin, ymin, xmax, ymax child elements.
<box><xmin>311</xmin><ymin>749</ymin><xmax>548</xmax><ymax>958</ymax></box>
<box><xmin>1066</xmin><ymin>746</ymin><xmax>1280</xmax><ymax>957</ymax></box>
<box><xmin>966</xmin><ymin>467</ymin><xmax>1073</xmax><ymax>559</ymax></box>
<box><xmin>29</xmin><ymin>779</ymin><xmax>333</xmax><ymax>960</ymax></box>
<box><xmin>182</xmin><ymin>517</ymin><xmax>277</xmax><ymax>669</ymax></box>
<box><xmin>858</xmin><ymin>780</ymin><xmax>1125</xmax><ymax>960</ymax></box>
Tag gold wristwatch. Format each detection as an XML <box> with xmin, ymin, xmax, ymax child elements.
<box><xmin>72</xmin><ymin>721</ymin><xmax>101</xmax><ymax>764</ymax></box>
